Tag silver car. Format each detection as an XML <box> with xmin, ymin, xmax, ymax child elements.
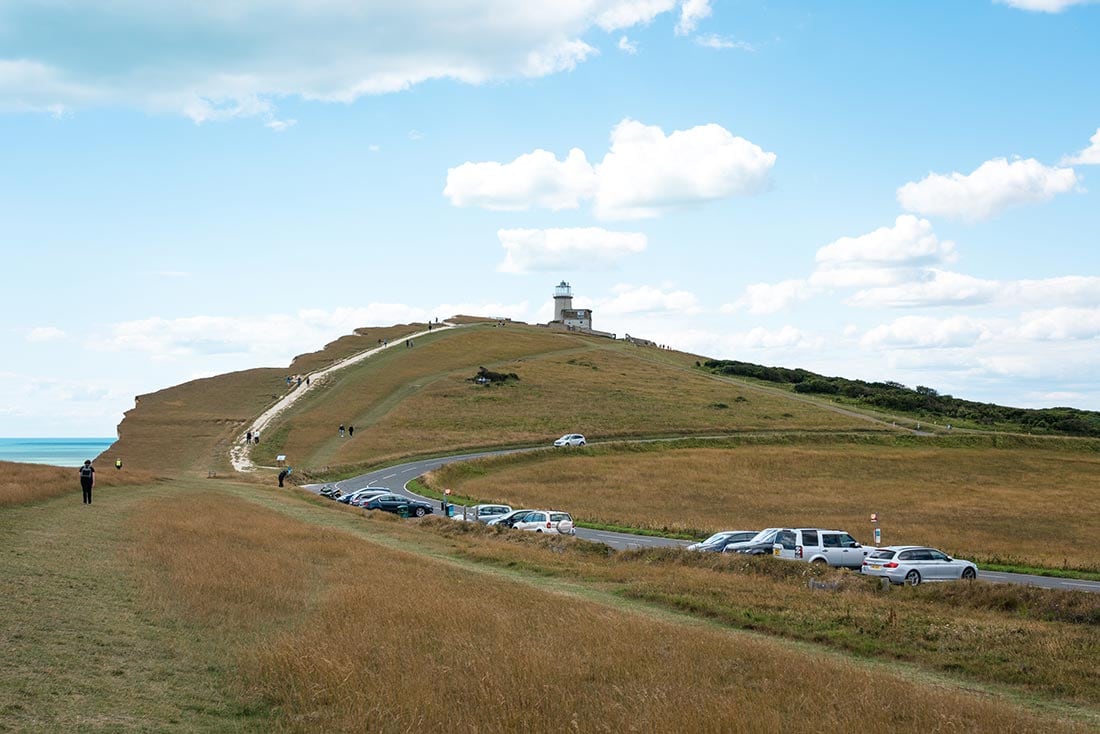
<box><xmin>860</xmin><ymin>545</ymin><xmax>978</xmax><ymax>585</ymax></box>
<box><xmin>687</xmin><ymin>530</ymin><xmax>757</xmax><ymax>552</ymax></box>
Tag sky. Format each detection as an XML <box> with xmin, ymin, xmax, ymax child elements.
<box><xmin>2</xmin><ymin>0</ymin><xmax>1099</xmax><ymax>437</ymax></box>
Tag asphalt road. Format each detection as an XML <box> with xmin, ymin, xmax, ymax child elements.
<box><xmin>303</xmin><ymin>448</ymin><xmax>1100</xmax><ymax>592</ymax></box>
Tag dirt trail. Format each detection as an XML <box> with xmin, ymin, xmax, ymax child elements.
<box><xmin>230</xmin><ymin>323</ymin><xmax>457</xmax><ymax>472</ymax></box>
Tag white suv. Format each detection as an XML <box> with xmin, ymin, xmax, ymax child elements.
<box><xmin>512</xmin><ymin>510</ymin><xmax>575</xmax><ymax>535</ymax></box>
<box><xmin>772</xmin><ymin>528</ymin><xmax>868</xmax><ymax>569</ymax></box>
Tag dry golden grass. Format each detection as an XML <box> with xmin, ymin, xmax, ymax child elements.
<box><xmin>259</xmin><ymin>325</ymin><xmax>599</xmax><ymax>467</ymax></box>
<box><xmin>266</xmin><ymin>324</ymin><xmax>875</xmax><ymax>471</ymax></box>
<box><xmin>126</xmin><ymin>491</ymin><xmax>1091</xmax><ymax>733</ymax></box>
<box><xmin>430</xmin><ymin>441</ymin><xmax>1100</xmax><ymax>570</ymax></box>
<box><xmin>0</xmin><ymin>460</ymin><xmax>157</xmax><ymax>507</ymax></box>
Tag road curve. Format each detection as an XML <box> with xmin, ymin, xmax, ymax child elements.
<box><xmin>302</xmin><ymin>449</ymin><xmax>1100</xmax><ymax>593</ymax></box>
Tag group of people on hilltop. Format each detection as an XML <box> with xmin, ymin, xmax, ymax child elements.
<box><xmin>285</xmin><ymin>374</ymin><xmax>310</xmax><ymax>389</ymax></box>
<box><xmin>339</xmin><ymin>424</ymin><xmax>355</xmax><ymax>438</ymax></box>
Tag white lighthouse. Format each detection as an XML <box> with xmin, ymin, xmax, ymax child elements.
<box><xmin>553</xmin><ymin>281</ymin><xmax>573</xmax><ymax>322</ymax></box>
<box><xmin>551</xmin><ymin>280</ymin><xmax>593</xmax><ymax>331</ymax></box>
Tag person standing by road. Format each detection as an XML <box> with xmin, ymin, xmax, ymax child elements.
<box><xmin>79</xmin><ymin>460</ymin><xmax>95</xmax><ymax>504</ymax></box>
<box><xmin>278</xmin><ymin>467</ymin><xmax>288</xmax><ymax>487</ymax></box>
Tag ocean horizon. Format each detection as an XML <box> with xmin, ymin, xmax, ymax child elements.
<box><xmin>0</xmin><ymin>438</ymin><xmax>116</xmax><ymax>468</ymax></box>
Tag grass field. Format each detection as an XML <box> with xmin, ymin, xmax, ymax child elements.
<box><xmin>3</xmin><ymin>477</ymin><xmax>1095</xmax><ymax>732</ymax></box>
<box><xmin>427</xmin><ymin>436</ymin><xmax>1100</xmax><ymax>571</ymax></box>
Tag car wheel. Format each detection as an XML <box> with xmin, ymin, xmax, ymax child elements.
<box><xmin>905</xmin><ymin>570</ymin><xmax>921</xmax><ymax>586</ymax></box>
<box><xmin>811</xmin><ymin>558</ymin><xmax>827</xmax><ymax>565</ymax></box>
<box><xmin>961</xmin><ymin>567</ymin><xmax>976</xmax><ymax>580</ymax></box>
<box><xmin>535</xmin><ymin>529</ymin><xmax>543</xmax><ymax>533</ymax></box>
<box><xmin>414</xmin><ymin>507</ymin><xmax>426</xmax><ymax>518</ymax></box>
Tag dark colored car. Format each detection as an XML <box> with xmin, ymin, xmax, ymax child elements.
<box><xmin>319</xmin><ymin>485</ymin><xmax>341</xmax><ymax>499</ymax></box>
<box><xmin>486</xmin><ymin>509</ymin><xmax>535</xmax><ymax>528</ymax></box>
<box><xmin>362</xmin><ymin>493</ymin><xmax>433</xmax><ymax>518</ymax></box>
<box><xmin>724</xmin><ymin>528</ymin><xmax>783</xmax><ymax>556</ymax></box>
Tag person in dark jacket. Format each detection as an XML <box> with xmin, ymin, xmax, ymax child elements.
<box><xmin>278</xmin><ymin>468</ymin><xmax>288</xmax><ymax>487</ymax></box>
<box><xmin>79</xmin><ymin>460</ymin><xmax>95</xmax><ymax>504</ymax></box>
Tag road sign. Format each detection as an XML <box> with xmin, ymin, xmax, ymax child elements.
<box><xmin>444</xmin><ymin>488</ymin><xmax>452</xmax><ymax>495</ymax></box>
<box><xmin>874</xmin><ymin>527</ymin><xmax>882</xmax><ymax>546</ymax></box>
<box><xmin>870</xmin><ymin>512</ymin><xmax>878</xmax><ymax>523</ymax></box>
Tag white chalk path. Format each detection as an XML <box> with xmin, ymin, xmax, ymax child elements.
<box><xmin>230</xmin><ymin>323</ymin><xmax>457</xmax><ymax>472</ymax></box>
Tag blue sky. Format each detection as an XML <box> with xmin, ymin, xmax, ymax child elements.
<box><xmin>2</xmin><ymin>0</ymin><xmax>1099</xmax><ymax>436</ymax></box>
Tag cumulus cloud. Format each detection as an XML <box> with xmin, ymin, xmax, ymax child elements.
<box><xmin>897</xmin><ymin>157</ymin><xmax>1078</xmax><ymax>221</ymax></box>
<box><xmin>1015</xmin><ymin>307</ymin><xmax>1100</xmax><ymax>340</ymax></box>
<box><xmin>810</xmin><ymin>215</ymin><xmax>956</xmax><ymax>289</ymax></box>
<box><xmin>95</xmin><ymin>303</ymin><xmax>532</xmax><ymax>361</ymax></box>
<box><xmin>676</xmin><ymin>0</ymin><xmax>713</xmax><ymax>34</ymax></box>
<box><xmin>445</xmin><ymin>149</ymin><xmax>596</xmax><ymax>211</ymax></box>
<box><xmin>861</xmin><ymin>316</ymin><xmax>991</xmax><ymax>349</ymax></box>
<box><xmin>849</xmin><ymin>273</ymin><xmax>1100</xmax><ymax>309</ymax></box>
<box><xmin>618</xmin><ymin>36</ymin><xmax>639</xmax><ymax>54</ymax></box>
<box><xmin>0</xmin><ymin>1</ymin><xmax>700</xmax><ymax>121</ymax></box>
<box><xmin>27</xmin><ymin>326</ymin><xmax>66</xmax><ymax>342</ymax></box>
<box><xmin>594</xmin><ymin>119</ymin><xmax>775</xmax><ymax>219</ymax></box>
<box><xmin>995</xmin><ymin>0</ymin><xmax>1092</xmax><ymax>10</ymax></box>
<box><xmin>446</xmin><ymin>119</ymin><xmax>775</xmax><ymax>219</ymax></box>
<box><xmin>1063</xmin><ymin>127</ymin><xmax>1100</xmax><ymax>165</ymax></box>
<box><xmin>737</xmin><ymin>325</ymin><xmax>823</xmax><ymax>350</ymax></box>
<box><xmin>727</xmin><ymin>280</ymin><xmax>817</xmax><ymax>315</ymax></box>
<box><xmin>596</xmin><ymin>284</ymin><xmax>701</xmax><ymax>316</ymax></box>
<box><xmin>496</xmin><ymin>227</ymin><xmax>647</xmax><ymax>273</ymax></box>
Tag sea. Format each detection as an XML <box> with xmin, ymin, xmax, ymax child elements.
<box><xmin>0</xmin><ymin>438</ymin><xmax>116</xmax><ymax>467</ymax></box>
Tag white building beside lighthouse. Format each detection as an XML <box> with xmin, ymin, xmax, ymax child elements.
<box><xmin>547</xmin><ymin>281</ymin><xmax>614</xmax><ymax>338</ymax></box>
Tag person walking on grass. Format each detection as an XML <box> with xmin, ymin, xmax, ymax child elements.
<box><xmin>79</xmin><ymin>459</ymin><xmax>95</xmax><ymax>504</ymax></box>
<box><xmin>348</xmin><ymin>425</ymin><xmax>354</xmax><ymax>438</ymax></box>
<box><xmin>339</xmin><ymin>424</ymin><xmax>345</xmax><ymax>438</ymax></box>
<box><xmin>115</xmin><ymin>458</ymin><xmax>122</xmax><ymax>470</ymax></box>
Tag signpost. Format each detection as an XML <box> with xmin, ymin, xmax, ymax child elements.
<box><xmin>871</xmin><ymin>513</ymin><xmax>880</xmax><ymax>546</ymax></box>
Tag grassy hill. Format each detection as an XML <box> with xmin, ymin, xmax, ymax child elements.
<box><xmin>6</xmin><ymin>318</ymin><xmax>1100</xmax><ymax>730</ymax></box>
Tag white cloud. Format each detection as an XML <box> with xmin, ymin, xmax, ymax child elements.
<box><xmin>446</xmin><ymin>119</ymin><xmax>775</xmax><ymax>219</ymax></box>
<box><xmin>727</xmin><ymin>279</ymin><xmax>817</xmax><ymax>314</ymax></box>
<box><xmin>849</xmin><ymin>272</ymin><xmax>1100</xmax><ymax>309</ymax></box>
<box><xmin>445</xmin><ymin>149</ymin><xmax>596</xmax><ymax>211</ymax></box>
<box><xmin>1063</xmin><ymin>127</ymin><xmax>1100</xmax><ymax>165</ymax></box>
<box><xmin>738</xmin><ymin>325</ymin><xmax>823</xmax><ymax>350</ymax></box>
<box><xmin>676</xmin><ymin>0</ymin><xmax>712</xmax><ymax>35</ymax></box>
<box><xmin>1015</xmin><ymin>307</ymin><xmax>1100</xmax><ymax>340</ymax></box>
<box><xmin>694</xmin><ymin>34</ymin><xmax>755</xmax><ymax>51</ymax></box>
<box><xmin>0</xmin><ymin>1</ymin><xmax>700</xmax><ymax>121</ymax></box>
<box><xmin>27</xmin><ymin>326</ymin><xmax>66</xmax><ymax>342</ymax></box>
<box><xmin>594</xmin><ymin>119</ymin><xmax>776</xmax><ymax>219</ymax></box>
<box><xmin>596</xmin><ymin>284</ymin><xmax>701</xmax><ymax>316</ymax></box>
<box><xmin>264</xmin><ymin>118</ymin><xmax>296</xmax><ymax>133</ymax></box>
<box><xmin>995</xmin><ymin>0</ymin><xmax>1092</xmax><ymax>11</ymax></box>
<box><xmin>810</xmin><ymin>215</ymin><xmax>956</xmax><ymax>289</ymax></box>
<box><xmin>618</xmin><ymin>36</ymin><xmax>639</xmax><ymax>54</ymax></box>
<box><xmin>897</xmin><ymin>157</ymin><xmax>1078</xmax><ymax>221</ymax></box>
<box><xmin>95</xmin><ymin>303</ymin><xmax>532</xmax><ymax>362</ymax></box>
<box><xmin>496</xmin><ymin>227</ymin><xmax>647</xmax><ymax>273</ymax></box>
<box><xmin>861</xmin><ymin>316</ymin><xmax>992</xmax><ymax>349</ymax></box>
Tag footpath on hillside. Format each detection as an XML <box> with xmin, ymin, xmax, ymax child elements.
<box><xmin>230</xmin><ymin>322</ymin><xmax>456</xmax><ymax>472</ymax></box>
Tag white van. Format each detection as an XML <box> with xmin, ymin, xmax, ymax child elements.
<box><xmin>772</xmin><ymin>528</ymin><xmax>868</xmax><ymax>569</ymax></box>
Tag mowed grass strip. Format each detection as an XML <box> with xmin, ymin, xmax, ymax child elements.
<box><xmin>430</xmin><ymin>442</ymin><xmax>1100</xmax><ymax>570</ymax></box>
<box><xmin>0</xmin><ymin>481</ymin><xmax>273</xmax><ymax>731</ymax></box>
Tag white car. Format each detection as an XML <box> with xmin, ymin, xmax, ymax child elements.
<box><xmin>553</xmin><ymin>434</ymin><xmax>586</xmax><ymax>447</ymax></box>
<box><xmin>512</xmin><ymin>510</ymin><xmax>575</xmax><ymax>535</ymax></box>
<box><xmin>861</xmin><ymin>546</ymin><xmax>978</xmax><ymax>585</ymax></box>
<box><xmin>466</xmin><ymin>504</ymin><xmax>513</xmax><ymax>523</ymax></box>
<box><xmin>772</xmin><ymin>528</ymin><xmax>869</xmax><ymax>569</ymax></box>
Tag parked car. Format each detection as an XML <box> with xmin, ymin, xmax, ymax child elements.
<box><xmin>861</xmin><ymin>546</ymin><xmax>978</xmax><ymax>585</ymax></box>
<box><xmin>512</xmin><ymin>510</ymin><xmax>575</xmax><ymax>535</ymax></box>
<box><xmin>339</xmin><ymin>487</ymin><xmax>389</xmax><ymax>505</ymax></box>
<box><xmin>362</xmin><ymin>493</ymin><xmax>433</xmax><ymax>517</ymax></box>
<box><xmin>723</xmin><ymin>527</ymin><xmax>783</xmax><ymax>555</ymax></box>
<box><xmin>772</xmin><ymin>528</ymin><xmax>868</xmax><ymax>569</ymax></box>
<box><xmin>319</xmin><ymin>485</ymin><xmax>340</xmax><ymax>498</ymax></box>
<box><xmin>467</xmin><ymin>504</ymin><xmax>513</xmax><ymax>523</ymax></box>
<box><xmin>486</xmin><ymin>509</ymin><xmax>536</xmax><ymax>528</ymax></box>
<box><xmin>349</xmin><ymin>489</ymin><xmax>392</xmax><ymax>507</ymax></box>
<box><xmin>553</xmin><ymin>434</ymin><xmax>586</xmax><ymax>447</ymax></box>
<box><xmin>687</xmin><ymin>530</ymin><xmax>757</xmax><ymax>552</ymax></box>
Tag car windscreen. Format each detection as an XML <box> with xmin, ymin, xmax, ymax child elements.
<box><xmin>868</xmin><ymin>549</ymin><xmax>896</xmax><ymax>560</ymax></box>
<box><xmin>748</xmin><ymin>529</ymin><xmax>778</xmax><ymax>543</ymax></box>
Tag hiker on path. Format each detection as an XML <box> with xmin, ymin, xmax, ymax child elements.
<box><xmin>246</xmin><ymin>430</ymin><xmax>252</xmax><ymax>444</ymax></box>
<box><xmin>339</xmin><ymin>424</ymin><xmax>345</xmax><ymax>438</ymax></box>
<box><xmin>115</xmin><ymin>458</ymin><xmax>122</xmax><ymax>470</ymax></box>
<box><xmin>306</xmin><ymin>376</ymin><xmax>310</xmax><ymax>386</ymax></box>
<box><xmin>348</xmin><ymin>425</ymin><xmax>354</xmax><ymax>438</ymax></box>
<box><xmin>254</xmin><ymin>430</ymin><xmax>260</xmax><ymax>444</ymax></box>
<box><xmin>278</xmin><ymin>468</ymin><xmax>288</xmax><ymax>487</ymax></box>
<box><xmin>79</xmin><ymin>460</ymin><xmax>95</xmax><ymax>505</ymax></box>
